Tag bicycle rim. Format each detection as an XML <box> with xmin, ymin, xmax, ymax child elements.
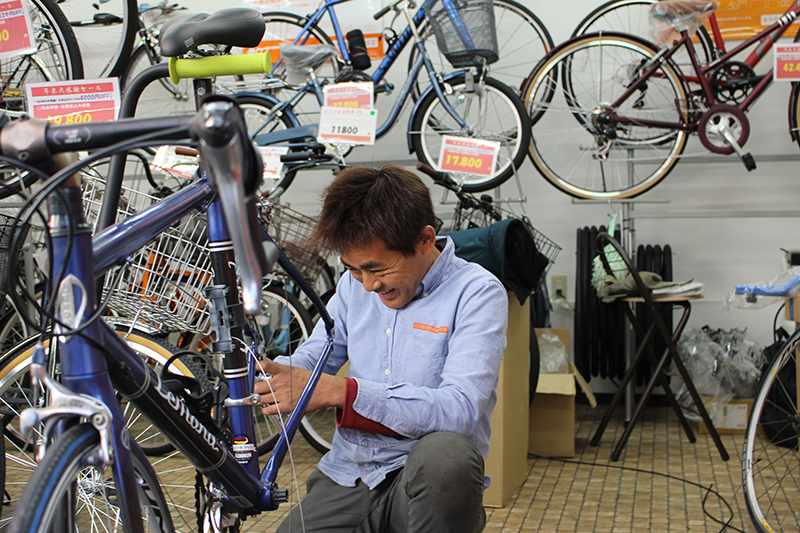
<box><xmin>742</xmin><ymin>330</ymin><xmax>800</xmax><ymax>533</ymax></box>
<box><xmin>8</xmin><ymin>423</ymin><xmax>173</xmax><ymax>533</ymax></box>
<box><xmin>523</xmin><ymin>33</ymin><xmax>688</xmax><ymax>199</ymax></box>
<box><xmin>410</xmin><ymin>75</ymin><xmax>531</xmax><ymax>192</ymax></box>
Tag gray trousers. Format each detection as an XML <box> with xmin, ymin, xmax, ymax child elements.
<box><xmin>275</xmin><ymin>432</ymin><xmax>486</xmax><ymax>533</ymax></box>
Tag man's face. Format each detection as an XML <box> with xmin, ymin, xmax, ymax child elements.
<box><xmin>340</xmin><ymin>230</ymin><xmax>438</xmax><ymax>309</ymax></box>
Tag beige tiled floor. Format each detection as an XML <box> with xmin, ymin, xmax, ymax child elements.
<box><xmin>159</xmin><ymin>402</ymin><xmax>756</xmax><ymax>532</ymax></box>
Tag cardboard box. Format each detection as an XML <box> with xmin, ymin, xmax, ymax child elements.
<box><xmin>786</xmin><ymin>294</ymin><xmax>800</xmax><ymax>322</ymax></box>
<box><xmin>483</xmin><ymin>293</ymin><xmax>529</xmax><ymax>508</ymax></box>
<box><xmin>695</xmin><ymin>397</ymin><xmax>753</xmax><ymax>435</ymax></box>
<box><xmin>528</xmin><ymin>329</ymin><xmax>596</xmax><ymax>458</ymax></box>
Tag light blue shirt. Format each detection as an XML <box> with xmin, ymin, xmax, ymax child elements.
<box><xmin>275</xmin><ymin>236</ymin><xmax>508</xmax><ymax>489</ymax></box>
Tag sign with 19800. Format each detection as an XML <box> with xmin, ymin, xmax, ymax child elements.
<box><xmin>0</xmin><ymin>0</ymin><xmax>35</xmax><ymax>58</ymax></box>
<box><xmin>25</xmin><ymin>79</ymin><xmax>121</xmax><ymax>124</ymax></box>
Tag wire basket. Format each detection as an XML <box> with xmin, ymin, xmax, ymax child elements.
<box><xmin>456</xmin><ymin>205</ymin><xmax>561</xmax><ymax>274</ymax></box>
<box><xmin>82</xmin><ymin>174</ymin><xmax>213</xmax><ymax>335</ymax></box>
<box><xmin>262</xmin><ymin>202</ymin><xmax>327</xmax><ymax>286</ymax></box>
<box><xmin>427</xmin><ymin>0</ymin><xmax>499</xmax><ymax>68</ymax></box>
<box><xmin>0</xmin><ymin>214</ymin><xmax>29</xmax><ymax>303</ymax></box>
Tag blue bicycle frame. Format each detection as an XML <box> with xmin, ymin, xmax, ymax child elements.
<box><xmin>269</xmin><ymin>0</ymin><xmax>471</xmax><ymax>140</ymax></box>
<box><xmin>44</xmin><ymin>132</ymin><xmax>335</xmax><ymax>529</ymax></box>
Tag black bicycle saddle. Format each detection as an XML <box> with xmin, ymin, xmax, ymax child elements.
<box><xmin>159</xmin><ymin>7</ymin><xmax>266</xmax><ymax>58</ymax></box>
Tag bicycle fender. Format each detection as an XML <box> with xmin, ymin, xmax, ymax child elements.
<box><xmin>406</xmin><ymin>69</ymin><xmax>469</xmax><ymax>153</ymax></box>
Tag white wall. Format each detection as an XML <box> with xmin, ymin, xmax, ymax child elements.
<box><xmin>159</xmin><ymin>0</ymin><xmax>800</xmax><ymax>356</ymax></box>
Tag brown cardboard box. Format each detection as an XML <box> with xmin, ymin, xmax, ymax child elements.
<box><xmin>483</xmin><ymin>293</ymin><xmax>529</xmax><ymax>508</ymax></box>
<box><xmin>695</xmin><ymin>397</ymin><xmax>753</xmax><ymax>435</ymax></box>
<box><xmin>528</xmin><ymin>329</ymin><xmax>596</xmax><ymax>458</ymax></box>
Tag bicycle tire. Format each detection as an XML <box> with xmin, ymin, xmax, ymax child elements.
<box><xmin>24</xmin><ymin>0</ymin><xmax>84</xmax><ymax>82</ymax></box>
<box><xmin>410</xmin><ymin>74</ymin><xmax>531</xmax><ymax>193</ymax></box>
<box><xmin>408</xmin><ymin>0</ymin><xmax>554</xmax><ymax>99</ymax></box>
<box><xmin>785</xmin><ymin>27</ymin><xmax>800</xmax><ymax>149</ymax></box>
<box><xmin>522</xmin><ymin>32</ymin><xmax>689</xmax><ymax>199</ymax></box>
<box><xmin>8</xmin><ymin>423</ymin><xmax>173</xmax><ymax>533</ymax></box>
<box><xmin>59</xmin><ymin>0</ymin><xmax>137</xmax><ymax>78</ymax></box>
<box><xmin>741</xmin><ymin>327</ymin><xmax>800</xmax><ymax>533</ymax></box>
<box><xmin>571</xmin><ymin>0</ymin><xmax>714</xmax><ymax>71</ymax></box>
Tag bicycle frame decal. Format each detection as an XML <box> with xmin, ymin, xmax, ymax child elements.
<box><xmin>153</xmin><ymin>371</ymin><xmax>222</xmax><ymax>452</ymax></box>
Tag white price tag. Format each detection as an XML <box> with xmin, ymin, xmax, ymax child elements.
<box><xmin>318</xmin><ymin>107</ymin><xmax>377</xmax><ymax>145</ymax></box>
<box><xmin>25</xmin><ymin>78</ymin><xmax>121</xmax><ymax>124</ymax></box>
<box><xmin>258</xmin><ymin>146</ymin><xmax>289</xmax><ymax>179</ymax></box>
<box><xmin>437</xmin><ymin>136</ymin><xmax>500</xmax><ymax>178</ymax></box>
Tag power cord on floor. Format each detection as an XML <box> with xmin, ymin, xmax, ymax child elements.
<box><xmin>531</xmin><ymin>456</ymin><xmax>747</xmax><ymax>533</ymax></box>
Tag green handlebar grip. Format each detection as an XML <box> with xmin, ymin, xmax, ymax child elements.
<box><xmin>169</xmin><ymin>53</ymin><xmax>272</xmax><ymax>84</ymax></box>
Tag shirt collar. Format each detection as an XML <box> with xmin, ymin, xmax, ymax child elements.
<box><xmin>414</xmin><ymin>236</ymin><xmax>454</xmax><ymax>299</ymax></box>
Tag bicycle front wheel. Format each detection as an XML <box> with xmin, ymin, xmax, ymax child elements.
<box><xmin>9</xmin><ymin>423</ymin><xmax>173</xmax><ymax>533</ymax></box>
<box><xmin>409</xmin><ymin>0</ymin><xmax>553</xmax><ymax>99</ymax></box>
<box><xmin>522</xmin><ymin>32</ymin><xmax>689</xmax><ymax>199</ymax></box>
<box><xmin>742</xmin><ymin>329</ymin><xmax>800</xmax><ymax>533</ymax></box>
<box><xmin>410</xmin><ymin>75</ymin><xmax>531</xmax><ymax>192</ymax></box>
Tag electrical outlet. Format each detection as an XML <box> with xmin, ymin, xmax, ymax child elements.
<box><xmin>552</xmin><ymin>275</ymin><xmax>567</xmax><ymax>297</ymax></box>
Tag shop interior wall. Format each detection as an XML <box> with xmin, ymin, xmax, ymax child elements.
<box><xmin>152</xmin><ymin>0</ymin><xmax>800</xmax><ymax>390</ymax></box>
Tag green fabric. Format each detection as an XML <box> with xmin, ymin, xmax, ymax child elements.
<box><xmin>446</xmin><ymin>217</ymin><xmax>549</xmax><ymax>304</ymax></box>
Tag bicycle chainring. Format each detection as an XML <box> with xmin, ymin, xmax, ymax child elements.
<box><xmin>697</xmin><ymin>103</ymin><xmax>750</xmax><ymax>155</ymax></box>
<box><xmin>709</xmin><ymin>61</ymin><xmax>758</xmax><ymax>105</ymax></box>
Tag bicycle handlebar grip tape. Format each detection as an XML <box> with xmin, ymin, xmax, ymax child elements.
<box><xmin>169</xmin><ymin>53</ymin><xmax>272</xmax><ymax>85</ymax></box>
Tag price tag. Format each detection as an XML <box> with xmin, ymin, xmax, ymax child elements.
<box><xmin>25</xmin><ymin>78</ymin><xmax>121</xmax><ymax>124</ymax></box>
<box><xmin>437</xmin><ymin>136</ymin><xmax>500</xmax><ymax>178</ymax></box>
<box><xmin>774</xmin><ymin>44</ymin><xmax>800</xmax><ymax>81</ymax></box>
<box><xmin>0</xmin><ymin>0</ymin><xmax>36</xmax><ymax>58</ymax></box>
<box><xmin>318</xmin><ymin>107</ymin><xmax>377</xmax><ymax>145</ymax></box>
<box><xmin>151</xmin><ymin>145</ymin><xmax>198</xmax><ymax>180</ymax></box>
<box><xmin>324</xmin><ymin>82</ymin><xmax>374</xmax><ymax>109</ymax></box>
<box><xmin>258</xmin><ymin>146</ymin><xmax>289</xmax><ymax>179</ymax></box>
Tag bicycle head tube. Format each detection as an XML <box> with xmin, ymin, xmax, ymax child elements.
<box><xmin>189</xmin><ymin>96</ymin><xmax>270</xmax><ymax>314</ymax></box>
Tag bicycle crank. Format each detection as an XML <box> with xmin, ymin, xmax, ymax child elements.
<box><xmin>697</xmin><ymin>104</ymin><xmax>756</xmax><ymax>171</ymax></box>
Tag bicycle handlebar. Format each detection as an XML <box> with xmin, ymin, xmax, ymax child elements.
<box><xmin>416</xmin><ymin>162</ymin><xmax>503</xmax><ymax>223</ymax></box>
<box><xmin>416</xmin><ymin>161</ymin><xmax>460</xmax><ymax>191</ymax></box>
<box><xmin>168</xmin><ymin>53</ymin><xmax>272</xmax><ymax>84</ymax></box>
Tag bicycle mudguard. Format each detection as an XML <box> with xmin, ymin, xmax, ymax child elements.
<box><xmin>405</xmin><ymin>69</ymin><xmax>469</xmax><ymax>153</ymax></box>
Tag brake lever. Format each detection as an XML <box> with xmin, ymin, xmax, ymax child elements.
<box><xmin>189</xmin><ymin>99</ymin><xmax>267</xmax><ymax>314</ymax></box>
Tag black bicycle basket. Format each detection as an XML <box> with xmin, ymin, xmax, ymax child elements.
<box><xmin>427</xmin><ymin>0</ymin><xmax>499</xmax><ymax>68</ymax></box>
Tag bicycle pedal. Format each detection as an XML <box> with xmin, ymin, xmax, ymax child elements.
<box><xmin>742</xmin><ymin>153</ymin><xmax>756</xmax><ymax>171</ymax></box>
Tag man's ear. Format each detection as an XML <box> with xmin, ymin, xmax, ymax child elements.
<box><xmin>417</xmin><ymin>225</ymin><xmax>437</xmax><ymax>255</ymax></box>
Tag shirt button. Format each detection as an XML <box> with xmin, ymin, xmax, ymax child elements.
<box><xmin>384</xmin><ymin>369</ymin><xmax>390</xmax><ymax>375</ymax></box>
<box><xmin>385</xmin><ymin>328</ymin><xmax>391</xmax><ymax>335</ymax></box>
<box><xmin>423</xmin><ymin>291</ymin><xmax>429</xmax><ymax>297</ymax></box>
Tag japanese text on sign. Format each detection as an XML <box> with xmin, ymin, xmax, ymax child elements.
<box><xmin>0</xmin><ymin>0</ymin><xmax>35</xmax><ymax>58</ymax></box>
<box><xmin>775</xmin><ymin>44</ymin><xmax>800</xmax><ymax>81</ymax></box>
<box><xmin>25</xmin><ymin>78</ymin><xmax>121</xmax><ymax>123</ymax></box>
<box><xmin>319</xmin><ymin>106</ymin><xmax>377</xmax><ymax>145</ymax></box>
<box><xmin>437</xmin><ymin>136</ymin><xmax>500</xmax><ymax>178</ymax></box>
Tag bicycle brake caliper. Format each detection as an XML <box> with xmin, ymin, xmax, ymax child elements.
<box><xmin>20</xmin><ymin>354</ymin><xmax>115</xmax><ymax>464</ymax></box>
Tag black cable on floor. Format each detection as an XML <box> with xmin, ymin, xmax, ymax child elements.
<box><xmin>530</xmin><ymin>455</ymin><xmax>747</xmax><ymax>533</ymax></box>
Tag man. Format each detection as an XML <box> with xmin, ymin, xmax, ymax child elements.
<box><xmin>256</xmin><ymin>164</ymin><xmax>508</xmax><ymax>532</ymax></box>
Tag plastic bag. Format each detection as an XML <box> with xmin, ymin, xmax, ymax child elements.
<box><xmin>650</xmin><ymin>0</ymin><xmax>718</xmax><ymax>47</ymax></box>
<box><xmin>279</xmin><ymin>43</ymin><xmax>339</xmax><ymax>85</ymax></box>
<box><xmin>539</xmin><ymin>329</ymin><xmax>569</xmax><ymax>374</ymax></box>
<box><xmin>727</xmin><ymin>265</ymin><xmax>800</xmax><ymax>309</ymax></box>
<box><xmin>671</xmin><ymin>327</ymin><xmax>763</xmax><ymax>421</ymax></box>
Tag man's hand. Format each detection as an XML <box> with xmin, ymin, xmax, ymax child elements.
<box><xmin>255</xmin><ymin>359</ymin><xmax>347</xmax><ymax>417</ymax></box>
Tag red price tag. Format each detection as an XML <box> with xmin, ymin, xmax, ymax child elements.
<box><xmin>324</xmin><ymin>82</ymin><xmax>373</xmax><ymax>109</ymax></box>
<box><xmin>437</xmin><ymin>136</ymin><xmax>500</xmax><ymax>178</ymax></box>
<box><xmin>775</xmin><ymin>44</ymin><xmax>800</xmax><ymax>81</ymax></box>
<box><xmin>0</xmin><ymin>0</ymin><xmax>35</xmax><ymax>57</ymax></box>
<box><xmin>25</xmin><ymin>79</ymin><xmax>121</xmax><ymax>123</ymax></box>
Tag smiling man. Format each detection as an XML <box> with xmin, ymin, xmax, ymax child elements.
<box><xmin>255</xmin><ymin>164</ymin><xmax>508</xmax><ymax>533</ymax></box>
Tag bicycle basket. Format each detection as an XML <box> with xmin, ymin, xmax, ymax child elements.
<box><xmin>262</xmin><ymin>203</ymin><xmax>327</xmax><ymax>285</ymax></box>
<box><xmin>0</xmin><ymin>214</ymin><xmax>29</xmax><ymax>303</ymax></box>
<box><xmin>427</xmin><ymin>0</ymin><xmax>499</xmax><ymax>68</ymax></box>
<box><xmin>82</xmin><ymin>173</ymin><xmax>213</xmax><ymax>335</ymax></box>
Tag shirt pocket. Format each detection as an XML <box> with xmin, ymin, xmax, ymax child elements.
<box><xmin>403</xmin><ymin>334</ymin><xmax>449</xmax><ymax>386</ymax></box>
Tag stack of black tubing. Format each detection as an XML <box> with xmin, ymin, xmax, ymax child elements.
<box><xmin>574</xmin><ymin>227</ymin><xmax>673</xmax><ymax>386</ymax></box>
